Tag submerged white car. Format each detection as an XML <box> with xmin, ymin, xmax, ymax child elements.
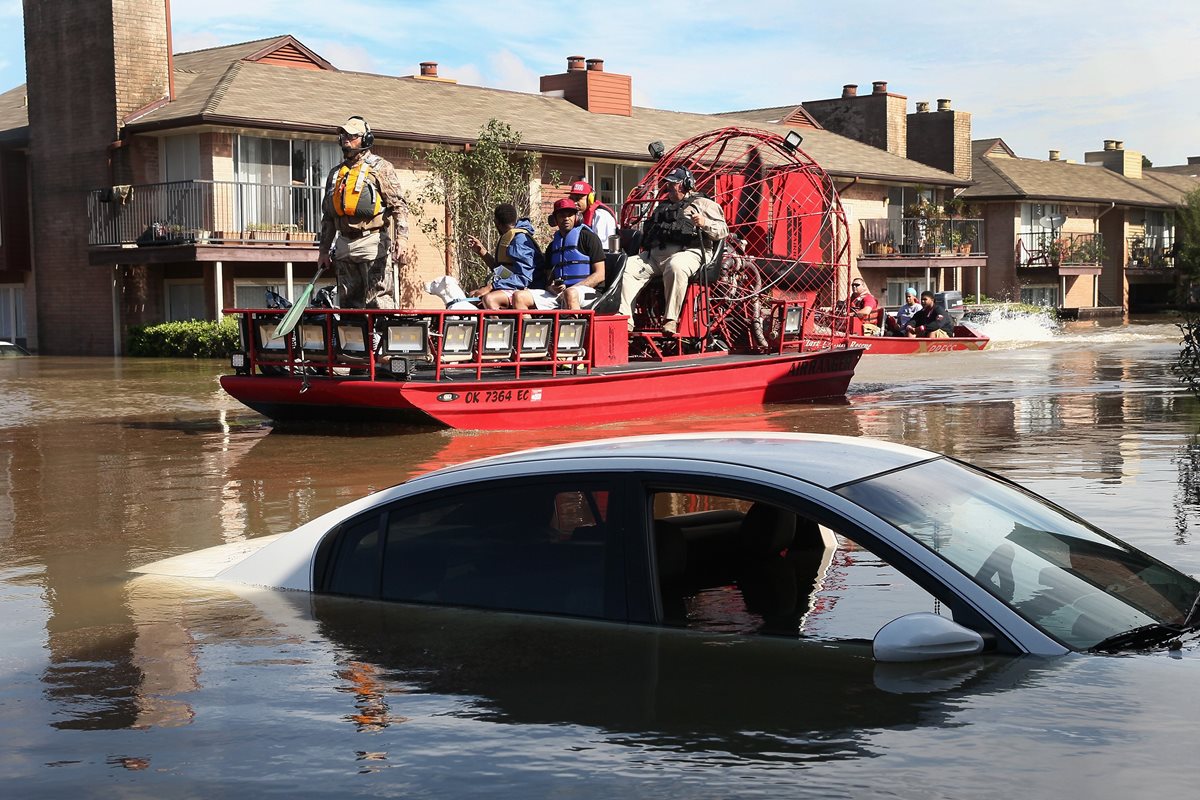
<box><xmin>138</xmin><ymin>433</ymin><xmax>1200</xmax><ymax>661</ymax></box>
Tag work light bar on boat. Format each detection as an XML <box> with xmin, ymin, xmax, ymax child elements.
<box><xmin>441</xmin><ymin>318</ymin><xmax>478</xmax><ymax>362</ymax></box>
<box><xmin>382</xmin><ymin>320</ymin><xmax>430</xmax><ymax>355</ymax></box>
<box><xmin>336</xmin><ymin>322</ymin><xmax>370</xmax><ymax>357</ymax></box>
<box><xmin>784</xmin><ymin>306</ymin><xmax>803</xmax><ymax>335</ymax></box>
<box><xmin>555</xmin><ymin>318</ymin><xmax>588</xmax><ymax>357</ymax></box>
<box><xmin>520</xmin><ymin>319</ymin><xmax>552</xmax><ymax>358</ymax></box>
<box><xmin>298</xmin><ymin>322</ymin><xmax>327</xmax><ymax>354</ymax></box>
<box><xmin>481</xmin><ymin>318</ymin><xmax>516</xmax><ymax>359</ymax></box>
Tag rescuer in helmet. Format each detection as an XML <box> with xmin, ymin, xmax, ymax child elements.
<box><xmin>617</xmin><ymin>167</ymin><xmax>729</xmax><ymax>336</ymax></box>
<box><xmin>317</xmin><ymin>116</ymin><xmax>410</xmax><ymax>308</ymax></box>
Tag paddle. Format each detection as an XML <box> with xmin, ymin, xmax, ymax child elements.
<box><xmin>271</xmin><ymin>264</ymin><xmax>327</xmax><ymax>340</ymax></box>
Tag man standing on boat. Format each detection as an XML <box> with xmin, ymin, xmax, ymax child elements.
<box><xmin>317</xmin><ymin>116</ymin><xmax>410</xmax><ymax>309</ymax></box>
<box><xmin>514</xmin><ymin>199</ymin><xmax>606</xmax><ymax>310</ymax></box>
<box><xmin>905</xmin><ymin>291</ymin><xmax>955</xmax><ymax>338</ymax></box>
<box><xmin>618</xmin><ymin>167</ymin><xmax>728</xmax><ymax>337</ymax></box>
<box><xmin>567</xmin><ymin>180</ymin><xmax>618</xmax><ymax>250</ymax></box>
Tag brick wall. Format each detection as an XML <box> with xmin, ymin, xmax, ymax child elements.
<box><xmin>907</xmin><ymin>108</ymin><xmax>972</xmax><ymax>180</ymax></box>
<box><xmin>805</xmin><ymin>92</ymin><xmax>907</xmax><ymax>158</ymax></box>
<box><xmin>984</xmin><ymin>202</ymin><xmax>1018</xmax><ymax>300</ymax></box>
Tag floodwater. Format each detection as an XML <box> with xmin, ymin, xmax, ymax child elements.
<box><xmin>4</xmin><ymin>314</ymin><xmax>1200</xmax><ymax>798</ymax></box>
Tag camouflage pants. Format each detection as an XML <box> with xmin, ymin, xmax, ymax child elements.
<box><xmin>333</xmin><ymin>230</ymin><xmax>395</xmax><ymax>309</ymax></box>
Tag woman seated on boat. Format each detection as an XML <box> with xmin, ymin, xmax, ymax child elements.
<box><xmin>885</xmin><ymin>288</ymin><xmax>921</xmax><ymax>336</ymax></box>
<box><xmin>904</xmin><ymin>291</ymin><xmax>955</xmax><ymax>338</ymax></box>
<box><xmin>513</xmin><ymin>199</ymin><xmax>606</xmax><ymax>311</ymax></box>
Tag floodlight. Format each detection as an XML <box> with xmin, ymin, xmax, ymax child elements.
<box><xmin>382</xmin><ymin>319</ymin><xmax>430</xmax><ymax>355</ymax></box>
<box><xmin>784</xmin><ymin>306</ymin><xmax>803</xmax><ymax>335</ymax></box>
<box><xmin>648</xmin><ymin>140</ymin><xmax>666</xmax><ymax>160</ymax></box>
<box><xmin>481</xmin><ymin>318</ymin><xmax>516</xmax><ymax>359</ymax></box>
<box><xmin>520</xmin><ymin>319</ymin><xmax>553</xmax><ymax>359</ymax></box>
<box><xmin>783</xmin><ymin>131</ymin><xmax>804</xmax><ymax>151</ymax></box>
<box><xmin>555</xmin><ymin>318</ymin><xmax>588</xmax><ymax>357</ymax></box>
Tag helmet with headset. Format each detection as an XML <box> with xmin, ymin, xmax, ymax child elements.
<box><xmin>338</xmin><ymin>115</ymin><xmax>375</xmax><ymax>150</ymax></box>
<box><xmin>663</xmin><ymin>166</ymin><xmax>694</xmax><ymax>192</ymax></box>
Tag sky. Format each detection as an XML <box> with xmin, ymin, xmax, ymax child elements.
<box><xmin>0</xmin><ymin>0</ymin><xmax>1195</xmax><ymax>166</ymax></box>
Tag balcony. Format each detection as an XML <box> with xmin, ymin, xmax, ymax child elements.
<box><xmin>1127</xmin><ymin>235</ymin><xmax>1176</xmax><ymax>271</ymax></box>
<box><xmin>1016</xmin><ymin>231</ymin><xmax>1104</xmax><ymax>275</ymax></box>
<box><xmin>87</xmin><ymin>180</ymin><xmax>322</xmax><ymax>264</ymax></box>
<box><xmin>860</xmin><ymin>217</ymin><xmax>986</xmax><ymax>264</ymax></box>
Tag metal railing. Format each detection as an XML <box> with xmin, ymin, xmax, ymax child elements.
<box><xmin>1016</xmin><ymin>231</ymin><xmax>1104</xmax><ymax>268</ymax></box>
<box><xmin>860</xmin><ymin>218</ymin><xmax>985</xmax><ymax>256</ymax></box>
<box><xmin>1127</xmin><ymin>235</ymin><xmax>1176</xmax><ymax>269</ymax></box>
<box><xmin>87</xmin><ymin>180</ymin><xmax>323</xmax><ymax>246</ymax></box>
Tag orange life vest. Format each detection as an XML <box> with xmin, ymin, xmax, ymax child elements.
<box><xmin>330</xmin><ymin>155</ymin><xmax>383</xmax><ymax>220</ymax></box>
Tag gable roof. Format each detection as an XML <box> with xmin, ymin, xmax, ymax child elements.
<box><xmin>123</xmin><ymin>50</ymin><xmax>968</xmax><ymax>186</ymax></box>
<box><xmin>972</xmin><ymin>138</ymin><xmax>1014</xmax><ymax>159</ymax></box>
<box><xmin>964</xmin><ymin>148</ymin><xmax>1198</xmax><ymax>207</ymax></box>
<box><xmin>715</xmin><ymin>104</ymin><xmax>823</xmax><ymax>129</ymax></box>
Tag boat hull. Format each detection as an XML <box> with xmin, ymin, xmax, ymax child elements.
<box><xmin>849</xmin><ymin>326</ymin><xmax>989</xmax><ymax>355</ymax></box>
<box><xmin>220</xmin><ymin>347</ymin><xmax>863</xmax><ymax>430</ymax></box>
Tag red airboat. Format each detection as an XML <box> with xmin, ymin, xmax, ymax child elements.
<box><xmin>220</xmin><ymin>127</ymin><xmax>866</xmax><ymax>430</ymax></box>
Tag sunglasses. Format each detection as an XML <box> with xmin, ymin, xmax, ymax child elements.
<box><xmin>851</xmin><ymin>282</ymin><xmax>864</xmax><ymax>288</ymax></box>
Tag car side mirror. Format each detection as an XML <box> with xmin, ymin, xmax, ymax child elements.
<box><xmin>873</xmin><ymin>612</ymin><xmax>985</xmax><ymax>663</ymax></box>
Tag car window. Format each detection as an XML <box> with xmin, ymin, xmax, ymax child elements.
<box><xmin>320</xmin><ymin>476</ymin><xmax>627</xmax><ymax>621</ymax></box>
<box><xmin>651</xmin><ymin>490</ymin><xmax>946</xmax><ymax>640</ymax></box>
<box><xmin>836</xmin><ymin>458</ymin><xmax>1200</xmax><ymax>649</ymax></box>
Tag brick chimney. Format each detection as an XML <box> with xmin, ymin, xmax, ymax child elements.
<box><xmin>1188</xmin><ymin>156</ymin><xmax>1200</xmax><ymax>165</ymax></box>
<box><xmin>803</xmin><ymin>81</ymin><xmax>907</xmax><ymax>157</ymax></box>
<box><xmin>23</xmin><ymin>0</ymin><xmax>173</xmax><ymax>354</ymax></box>
<box><xmin>412</xmin><ymin>61</ymin><xmax>456</xmax><ymax>83</ymax></box>
<box><xmin>1084</xmin><ymin>138</ymin><xmax>1143</xmax><ymax>179</ymax></box>
<box><xmin>540</xmin><ymin>56</ymin><xmax>631</xmax><ymax>116</ymax></box>
<box><xmin>906</xmin><ymin>96</ymin><xmax>972</xmax><ymax>180</ymax></box>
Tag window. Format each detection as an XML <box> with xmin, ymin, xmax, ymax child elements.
<box><xmin>586</xmin><ymin>162</ymin><xmax>649</xmax><ymax>218</ymax></box>
<box><xmin>836</xmin><ymin>458</ymin><xmax>1199</xmax><ymax>649</ymax></box>
<box><xmin>0</xmin><ymin>284</ymin><xmax>25</xmax><ymax>343</ymax></box>
<box><xmin>234</xmin><ymin>280</ymin><xmax>335</xmax><ymax>310</ymax></box>
<box><xmin>234</xmin><ymin>136</ymin><xmax>337</xmax><ymax>232</ymax></box>
<box><xmin>1021</xmin><ymin>285</ymin><xmax>1058</xmax><ymax>307</ymax></box>
<box><xmin>318</xmin><ymin>477</ymin><xmax>627</xmax><ymax>620</ymax></box>
<box><xmin>884</xmin><ymin>278</ymin><xmax>932</xmax><ymax>307</ymax></box>
<box><xmin>650</xmin><ymin>489</ymin><xmax>945</xmax><ymax>640</ymax></box>
<box><xmin>165</xmin><ymin>281</ymin><xmax>206</xmax><ymax>321</ymax></box>
<box><xmin>162</xmin><ymin>134</ymin><xmax>200</xmax><ymax>182</ymax></box>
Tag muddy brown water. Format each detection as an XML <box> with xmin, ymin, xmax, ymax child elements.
<box><xmin>4</xmin><ymin>316</ymin><xmax>1200</xmax><ymax>798</ymax></box>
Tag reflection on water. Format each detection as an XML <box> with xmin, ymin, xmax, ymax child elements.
<box><xmin>3</xmin><ymin>321</ymin><xmax>1200</xmax><ymax>795</ymax></box>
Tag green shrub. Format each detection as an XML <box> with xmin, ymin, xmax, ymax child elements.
<box><xmin>127</xmin><ymin>317</ymin><xmax>240</xmax><ymax>358</ymax></box>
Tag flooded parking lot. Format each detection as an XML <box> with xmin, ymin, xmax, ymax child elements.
<box><xmin>3</xmin><ymin>316</ymin><xmax>1200</xmax><ymax>798</ymax></box>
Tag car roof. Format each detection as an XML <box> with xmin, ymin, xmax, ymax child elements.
<box><xmin>419</xmin><ymin>432</ymin><xmax>935</xmax><ymax>489</ymax></box>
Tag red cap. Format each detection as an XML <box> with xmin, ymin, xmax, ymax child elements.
<box><xmin>552</xmin><ymin>198</ymin><xmax>579</xmax><ymax>216</ymax></box>
<box><xmin>568</xmin><ymin>180</ymin><xmax>592</xmax><ymax>196</ymax></box>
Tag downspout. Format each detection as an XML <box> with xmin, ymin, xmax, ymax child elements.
<box><xmin>164</xmin><ymin>0</ymin><xmax>176</xmax><ymax>101</ymax></box>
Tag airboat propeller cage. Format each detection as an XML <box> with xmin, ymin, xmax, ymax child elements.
<box><xmin>622</xmin><ymin>127</ymin><xmax>851</xmax><ymax>315</ymax></box>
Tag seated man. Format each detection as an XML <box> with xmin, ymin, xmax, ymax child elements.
<box><xmin>887</xmin><ymin>287</ymin><xmax>921</xmax><ymax>336</ymax></box>
<box><xmin>567</xmin><ymin>180</ymin><xmax>617</xmax><ymax>249</ymax></box>
<box><xmin>847</xmin><ymin>278</ymin><xmax>880</xmax><ymax>335</ymax></box>
<box><xmin>514</xmin><ymin>199</ymin><xmax>606</xmax><ymax>311</ymax></box>
<box><xmin>465</xmin><ymin>203</ymin><xmax>538</xmax><ymax>309</ymax></box>
<box><xmin>905</xmin><ymin>290</ymin><xmax>955</xmax><ymax>338</ymax></box>
<box><xmin>617</xmin><ymin>167</ymin><xmax>729</xmax><ymax>337</ymax></box>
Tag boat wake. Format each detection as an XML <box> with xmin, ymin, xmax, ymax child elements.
<box><xmin>967</xmin><ymin>308</ymin><xmax>1181</xmax><ymax>348</ymax></box>
<box><xmin>966</xmin><ymin>308</ymin><xmax>1059</xmax><ymax>348</ymax></box>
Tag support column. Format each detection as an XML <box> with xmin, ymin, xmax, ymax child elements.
<box><xmin>214</xmin><ymin>261</ymin><xmax>223</xmax><ymax>319</ymax></box>
<box><xmin>285</xmin><ymin>262</ymin><xmax>294</xmax><ymax>302</ymax></box>
<box><xmin>112</xmin><ymin>265</ymin><xmax>122</xmax><ymax>356</ymax></box>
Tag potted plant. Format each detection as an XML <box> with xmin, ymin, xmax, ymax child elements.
<box><xmin>944</xmin><ymin>196</ymin><xmax>965</xmax><ymax>218</ymax></box>
<box><xmin>1046</xmin><ymin>238</ymin><xmax>1067</xmax><ymax>267</ymax></box>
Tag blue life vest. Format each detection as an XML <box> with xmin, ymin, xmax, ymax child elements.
<box><xmin>547</xmin><ymin>225</ymin><xmax>592</xmax><ymax>286</ymax></box>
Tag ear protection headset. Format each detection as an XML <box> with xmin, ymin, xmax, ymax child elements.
<box><xmin>344</xmin><ymin>115</ymin><xmax>374</xmax><ymax>149</ymax></box>
<box><xmin>666</xmin><ymin>166</ymin><xmax>695</xmax><ymax>192</ymax></box>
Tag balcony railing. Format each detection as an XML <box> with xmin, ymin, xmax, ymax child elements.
<box><xmin>1016</xmin><ymin>231</ymin><xmax>1104</xmax><ymax>268</ymax></box>
<box><xmin>860</xmin><ymin>217</ymin><xmax>985</xmax><ymax>257</ymax></box>
<box><xmin>87</xmin><ymin>180</ymin><xmax>323</xmax><ymax>247</ymax></box>
<box><xmin>1127</xmin><ymin>235</ymin><xmax>1176</xmax><ymax>269</ymax></box>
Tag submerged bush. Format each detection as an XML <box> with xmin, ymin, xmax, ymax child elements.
<box><xmin>127</xmin><ymin>317</ymin><xmax>240</xmax><ymax>358</ymax></box>
<box><xmin>1175</xmin><ymin>312</ymin><xmax>1200</xmax><ymax>397</ymax></box>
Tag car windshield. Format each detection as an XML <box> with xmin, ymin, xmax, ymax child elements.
<box><xmin>837</xmin><ymin>458</ymin><xmax>1200</xmax><ymax>650</ymax></box>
